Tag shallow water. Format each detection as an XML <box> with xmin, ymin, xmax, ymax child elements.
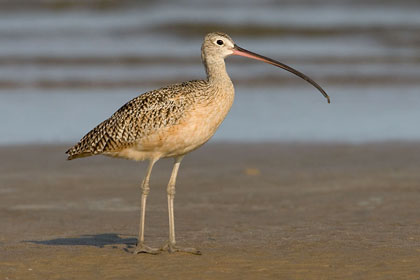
<box><xmin>2</xmin><ymin>85</ymin><xmax>420</xmax><ymax>144</ymax></box>
<box><xmin>1</xmin><ymin>1</ymin><xmax>419</xmax><ymax>144</ymax></box>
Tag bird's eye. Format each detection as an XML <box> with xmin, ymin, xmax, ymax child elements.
<box><xmin>217</xmin><ymin>40</ymin><xmax>224</xmax><ymax>45</ymax></box>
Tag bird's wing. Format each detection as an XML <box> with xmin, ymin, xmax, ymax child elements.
<box><xmin>66</xmin><ymin>81</ymin><xmax>206</xmax><ymax>160</ymax></box>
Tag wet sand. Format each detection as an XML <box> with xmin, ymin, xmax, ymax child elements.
<box><xmin>0</xmin><ymin>142</ymin><xmax>419</xmax><ymax>279</ymax></box>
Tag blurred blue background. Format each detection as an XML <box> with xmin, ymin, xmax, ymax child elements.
<box><xmin>1</xmin><ymin>0</ymin><xmax>419</xmax><ymax>144</ymax></box>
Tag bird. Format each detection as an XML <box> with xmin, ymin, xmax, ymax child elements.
<box><xmin>66</xmin><ymin>32</ymin><xmax>330</xmax><ymax>255</ymax></box>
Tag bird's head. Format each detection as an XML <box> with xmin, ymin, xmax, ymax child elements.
<box><xmin>201</xmin><ymin>32</ymin><xmax>236</xmax><ymax>63</ymax></box>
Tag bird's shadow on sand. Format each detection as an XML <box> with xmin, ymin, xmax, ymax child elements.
<box><xmin>25</xmin><ymin>233</ymin><xmax>137</xmax><ymax>249</ymax></box>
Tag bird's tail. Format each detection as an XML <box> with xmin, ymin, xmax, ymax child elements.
<box><xmin>65</xmin><ymin>143</ymin><xmax>93</xmax><ymax>160</ymax></box>
<box><xmin>65</xmin><ymin>118</ymin><xmax>115</xmax><ymax>160</ymax></box>
<box><xmin>65</xmin><ymin>147</ymin><xmax>92</xmax><ymax>160</ymax></box>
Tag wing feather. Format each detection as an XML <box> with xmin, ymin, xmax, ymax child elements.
<box><xmin>66</xmin><ymin>81</ymin><xmax>207</xmax><ymax>160</ymax></box>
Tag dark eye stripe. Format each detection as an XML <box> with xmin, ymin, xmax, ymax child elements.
<box><xmin>217</xmin><ymin>40</ymin><xmax>224</xmax><ymax>45</ymax></box>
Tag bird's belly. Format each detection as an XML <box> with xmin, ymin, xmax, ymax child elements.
<box><xmin>144</xmin><ymin>100</ymin><xmax>232</xmax><ymax>157</ymax></box>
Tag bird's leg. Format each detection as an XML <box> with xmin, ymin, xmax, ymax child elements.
<box><xmin>134</xmin><ymin>159</ymin><xmax>160</xmax><ymax>255</ymax></box>
<box><xmin>161</xmin><ymin>156</ymin><xmax>201</xmax><ymax>255</ymax></box>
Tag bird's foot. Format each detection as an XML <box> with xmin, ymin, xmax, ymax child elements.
<box><xmin>161</xmin><ymin>242</ymin><xmax>201</xmax><ymax>255</ymax></box>
<box><xmin>133</xmin><ymin>243</ymin><xmax>161</xmax><ymax>255</ymax></box>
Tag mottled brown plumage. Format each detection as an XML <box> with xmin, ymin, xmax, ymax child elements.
<box><xmin>66</xmin><ymin>32</ymin><xmax>329</xmax><ymax>255</ymax></box>
<box><xmin>66</xmin><ymin>80</ymin><xmax>211</xmax><ymax>160</ymax></box>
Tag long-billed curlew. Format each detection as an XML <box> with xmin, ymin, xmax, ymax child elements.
<box><xmin>66</xmin><ymin>32</ymin><xmax>330</xmax><ymax>255</ymax></box>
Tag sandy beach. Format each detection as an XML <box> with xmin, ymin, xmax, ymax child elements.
<box><xmin>0</xmin><ymin>142</ymin><xmax>419</xmax><ymax>279</ymax></box>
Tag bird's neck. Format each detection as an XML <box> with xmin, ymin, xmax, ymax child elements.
<box><xmin>203</xmin><ymin>58</ymin><xmax>233</xmax><ymax>88</ymax></box>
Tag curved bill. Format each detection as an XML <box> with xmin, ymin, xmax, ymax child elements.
<box><xmin>232</xmin><ymin>45</ymin><xmax>330</xmax><ymax>103</ymax></box>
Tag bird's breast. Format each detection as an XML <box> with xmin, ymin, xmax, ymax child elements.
<box><xmin>137</xmin><ymin>87</ymin><xmax>235</xmax><ymax>158</ymax></box>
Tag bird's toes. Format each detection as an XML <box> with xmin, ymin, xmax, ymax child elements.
<box><xmin>133</xmin><ymin>243</ymin><xmax>161</xmax><ymax>255</ymax></box>
<box><xmin>161</xmin><ymin>242</ymin><xmax>201</xmax><ymax>255</ymax></box>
